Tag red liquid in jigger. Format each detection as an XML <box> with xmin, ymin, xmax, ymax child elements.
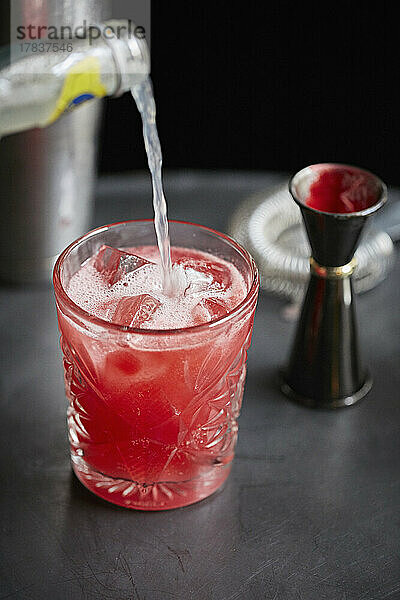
<box><xmin>306</xmin><ymin>166</ymin><xmax>378</xmax><ymax>213</ymax></box>
<box><xmin>60</xmin><ymin>245</ymin><xmax>253</xmax><ymax>509</ymax></box>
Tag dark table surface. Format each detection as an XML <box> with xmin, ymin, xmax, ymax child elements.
<box><xmin>1</xmin><ymin>171</ymin><xmax>399</xmax><ymax>600</ymax></box>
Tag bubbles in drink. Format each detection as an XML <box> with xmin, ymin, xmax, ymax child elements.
<box><xmin>67</xmin><ymin>246</ymin><xmax>246</xmax><ymax>330</ymax></box>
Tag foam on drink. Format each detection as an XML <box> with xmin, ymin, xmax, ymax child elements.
<box><xmin>67</xmin><ymin>246</ymin><xmax>247</xmax><ymax>330</ymax></box>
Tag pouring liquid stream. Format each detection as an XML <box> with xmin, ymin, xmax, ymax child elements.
<box><xmin>131</xmin><ymin>79</ymin><xmax>175</xmax><ymax>295</ymax></box>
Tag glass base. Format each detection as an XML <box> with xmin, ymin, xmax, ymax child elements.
<box><xmin>71</xmin><ymin>455</ymin><xmax>231</xmax><ymax>510</ymax></box>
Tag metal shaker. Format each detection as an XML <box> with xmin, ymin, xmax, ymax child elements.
<box><xmin>0</xmin><ymin>0</ymin><xmax>110</xmax><ymax>283</ymax></box>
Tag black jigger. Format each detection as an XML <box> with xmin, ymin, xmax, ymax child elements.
<box><xmin>281</xmin><ymin>163</ymin><xmax>387</xmax><ymax>408</ymax></box>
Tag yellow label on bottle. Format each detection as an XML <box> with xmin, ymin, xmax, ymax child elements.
<box><xmin>47</xmin><ymin>56</ymin><xmax>107</xmax><ymax>124</ymax></box>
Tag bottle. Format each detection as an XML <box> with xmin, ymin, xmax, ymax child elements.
<box><xmin>0</xmin><ymin>20</ymin><xmax>150</xmax><ymax>137</ymax></box>
<box><xmin>0</xmin><ymin>18</ymin><xmax>150</xmax><ymax>283</ymax></box>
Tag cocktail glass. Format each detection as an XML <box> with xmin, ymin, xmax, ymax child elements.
<box><xmin>53</xmin><ymin>220</ymin><xmax>259</xmax><ymax>509</ymax></box>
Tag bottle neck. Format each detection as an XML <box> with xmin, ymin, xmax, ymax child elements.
<box><xmin>102</xmin><ymin>19</ymin><xmax>150</xmax><ymax>96</ymax></box>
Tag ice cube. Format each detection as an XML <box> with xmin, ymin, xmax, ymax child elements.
<box><xmin>111</xmin><ymin>294</ymin><xmax>161</xmax><ymax>327</ymax></box>
<box><xmin>202</xmin><ymin>297</ymin><xmax>230</xmax><ymax>320</ymax></box>
<box><xmin>93</xmin><ymin>245</ymin><xmax>152</xmax><ymax>286</ymax></box>
<box><xmin>191</xmin><ymin>297</ymin><xmax>230</xmax><ymax>325</ymax></box>
<box><xmin>184</xmin><ymin>268</ymin><xmax>213</xmax><ymax>296</ymax></box>
<box><xmin>176</xmin><ymin>257</ymin><xmax>232</xmax><ymax>294</ymax></box>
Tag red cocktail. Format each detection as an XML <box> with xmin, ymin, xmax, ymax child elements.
<box><xmin>53</xmin><ymin>220</ymin><xmax>259</xmax><ymax>510</ymax></box>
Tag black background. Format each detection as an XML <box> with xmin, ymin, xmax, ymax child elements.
<box><xmin>99</xmin><ymin>2</ymin><xmax>398</xmax><ymax>185</ymax></box>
